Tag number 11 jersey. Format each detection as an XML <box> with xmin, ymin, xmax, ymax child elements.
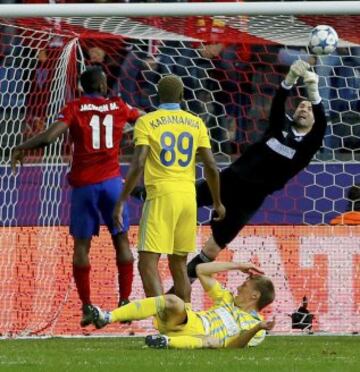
<box><xmin>134</xmin><ymin>107</ymin><xmax>211</xmax><ymax>199</ymax></box>
<box><xmin>58</xmin><ymin>95</ymin><xmax>140</xmax><ymax>187</ymax></box>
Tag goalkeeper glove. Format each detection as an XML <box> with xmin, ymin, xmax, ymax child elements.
<box><xmin>284</xmin><ymin>60</ymin><xmax>310</xmax><ymax>87</ymax></box>
<box><xmin>304</xmin><ymin>71</ymin><xmax>321</xmax><ymax>103</ymax></box>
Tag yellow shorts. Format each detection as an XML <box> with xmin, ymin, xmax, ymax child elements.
<box><xmin>137</xmin><ymin>192</ymin><xmax>197</xmax><ymax>255</ymax></box>
<box><xmin>156</xmin><ymin>307</ymin><xmax>206</xmax><ymax>337</ymax></box>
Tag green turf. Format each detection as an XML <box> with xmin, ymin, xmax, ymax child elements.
<box><xmin>0</xmin><ymin>336</ymin><xmax>359</xmax><ymax>372</ymax></box>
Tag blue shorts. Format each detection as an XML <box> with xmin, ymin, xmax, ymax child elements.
<box><xmin>70</xmin><ymin>176</ymin><xmax>129</xmax><ymax>239</ymax></box>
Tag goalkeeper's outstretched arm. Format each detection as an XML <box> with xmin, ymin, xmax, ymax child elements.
<box><xmin>267</xmin><ymin>60</ymin><xmax>310</xmax><ymax>135</ymax></box>
<box><xmin>301</xmin><ymin>71</ymin><xmax>327</xmax><ymax>145</ymax></box>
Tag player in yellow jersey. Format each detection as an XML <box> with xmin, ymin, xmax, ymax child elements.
<box><xmin>113</xmin><ymin>75</ymin><xmax>225</xmax><ymax>302</ymax></box>
<box><xmin>90</xmin><ymin>261</ymin><xmax>275</xmax><ymax>349</ymax></box>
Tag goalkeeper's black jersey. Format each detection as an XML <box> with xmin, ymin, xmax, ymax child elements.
<box><xmin>229</xmin><ymin>84</ymin><xmax>327</xmax><ymax>194</ymax></box>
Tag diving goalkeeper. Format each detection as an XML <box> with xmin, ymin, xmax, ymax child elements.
<box><xmin>132</xmin><ymin>60</ymin><xmax>327</xmax><ymax>283</ymax></box>
<box><xmin>90</xmin><ymin>261</ymin><xmax>275</xmax><ymax>349</ymax></box>
<box><xmin>186</xmin><ymin>60</ymin><xmax>327</xmax><ymax>279</ymax></box>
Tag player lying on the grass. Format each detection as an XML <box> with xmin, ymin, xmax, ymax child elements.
<box><xmin>133</xmin><ymin>60</ymin><xmax>327</xmax><ymax>285</ymax></box>
<box><xmin>90</xmin><ymin>261</ymin><xmax>275</xmax><ymax>349</ymax></box>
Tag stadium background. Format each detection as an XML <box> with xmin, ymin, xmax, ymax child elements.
<box><xmin>0</xmin><ymin>0</ymin><xmax>360</xmax><ymax>337</ymax></box>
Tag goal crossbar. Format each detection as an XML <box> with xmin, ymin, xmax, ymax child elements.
<box><xmin>1</xmin><ymin>1</ymin><xmax>360</xmax><ymax>18</ymax></box>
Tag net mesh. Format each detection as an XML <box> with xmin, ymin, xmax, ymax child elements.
<box><xmin>0</xmin><ymin>14</ymin><xmax>359</xmax><ymax>336</ymax></box>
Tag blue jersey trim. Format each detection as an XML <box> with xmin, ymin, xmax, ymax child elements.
<box><xmin>158</xmin><ymin>103</ymin><xmax>181</xmax><ymax>110</ymax></box>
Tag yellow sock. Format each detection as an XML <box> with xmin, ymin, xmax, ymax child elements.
<box><xmin>110</xmin><ymin>296</ymin><xmax>166</xmax><ymax>323</ymax></box>
<box><xmin>168</xmin><ymin>336</ymin><xmax>204</xmax><ymax>349</ymax></box>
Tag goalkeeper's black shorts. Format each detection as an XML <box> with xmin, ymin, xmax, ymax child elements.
<box><xmin>196</xmin><ymin>168</ymin><xmax>267</xmax><ymax>249</ymax></box>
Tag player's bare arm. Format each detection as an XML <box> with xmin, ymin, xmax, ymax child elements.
<box><xmin>225</xmin><ymin>317</ymin><xmax>276</xmax><ymax>349</ymax></box>
<box><xmin>113</xmin><ymin>145</ymin><xmax>149</xmax><ymax>229</ymax></box>
<box><xmin>11</xmin><ymin>121</ymin><xmax>68</xmax><ymax>174</ymax></box>
<box><xmin>197</xmin><ymin>147</ymin><xmax>225</xmax><ymax>221</ymax></box>
<box><xmin>196</xmin><ymin>261</ymin><xmax>264</xmax><ymax>292</ymax></box>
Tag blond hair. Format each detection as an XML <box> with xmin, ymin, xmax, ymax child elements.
<box><xmin>251</xmin><ymin>276</ymin><xmax>275</xmax><ymax>310</ymax></box>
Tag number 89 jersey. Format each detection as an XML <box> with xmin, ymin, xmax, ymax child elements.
<box><xmin>58</xmin><ymin>95</ymin><xmax>140</xmax><ymax>187</ymax></box>
<box><xmin>134</xmin><ymin>108</ymin><xmax>211</xmax><ymax>199</ymax></box>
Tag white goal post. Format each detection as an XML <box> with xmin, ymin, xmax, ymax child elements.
<box><xmin>0</xmin><ymin>1</ymin><xmax>360</xmax><ymax>17</ymax></box>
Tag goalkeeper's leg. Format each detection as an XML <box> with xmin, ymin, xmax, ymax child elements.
<box><xmin>166</xmin><ymin>236</ymin><xmax>219</xmax><ymax>294</ymax></box>
<box><xmin>187</xmin><ymin>203</ymin><xmax>260</xmax><ymax>284</ymax></box>
<box><xmin>186</xmin><ymin>237</ymin><xmax>218</xmax><ymax>281</ymax></box>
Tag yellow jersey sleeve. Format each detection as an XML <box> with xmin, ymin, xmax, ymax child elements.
<box><xmin>206</xmin><ymin>280</ymin><xmax>234</xmax><ymax>305</ymax></box>
<box><xmin>134</xmin><ymin>117</ymin><xmax>149</xmax><ymax>146</ymax></box>
<box><xmin>198</xmin><ymin>120</ymin><xmax>211</xmax><ymax>149</ymax></box>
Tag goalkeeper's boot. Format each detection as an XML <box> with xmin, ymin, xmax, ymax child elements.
<box><xmin>145</xmin><ymin>334</ymin><xmax>169</xmax><ymax>349</ymax></box>
<box><xmin>80</xmin><ymin>304</ymin><xmax>94</xmax><ymax>327</ymax></box>
<box><xmin>91</xmin><ymin>305</ymin><xmax>111</xmax><ymax>329</ymax></box>
<box><xmin>118</xmin><ymin>299</ymin><xmax>132</xmax><ymax>325</ymax></box>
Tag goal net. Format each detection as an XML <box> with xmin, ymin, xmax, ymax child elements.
<box><xmin>0</xmin><ymin>8</ymin><xmax>360</xmax><ymax>336</ymax></box>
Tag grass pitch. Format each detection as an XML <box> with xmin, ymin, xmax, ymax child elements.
<box><xmin>0</xmin><ymin>336</ymin><xmax>359</xmax><ymax>372</ymax></box>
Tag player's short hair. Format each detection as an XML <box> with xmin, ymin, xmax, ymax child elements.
<box><xmin>251</xmin><ymin>275</ymin><xmax>275</xmax><ymax>310</ymax></box>
<box><xmin>80</xmin><ymin>66</ymin><xmax>105</xmax><ymax>94</ymax></box>
<box><xmin>158</xmin><ymin>75</ymin><xmax>184</xmax><ymax>103</ymax></box>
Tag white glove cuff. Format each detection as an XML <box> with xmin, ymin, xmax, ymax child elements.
<box><xmin>281</xmin><ymin>80</ymin><xmax>293</xmax><ymax>90</ymax></box>
<box><xmin>310</xmin><ymin>95</ymin><xmax>322</xmax><ymax>105</ymax></box>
